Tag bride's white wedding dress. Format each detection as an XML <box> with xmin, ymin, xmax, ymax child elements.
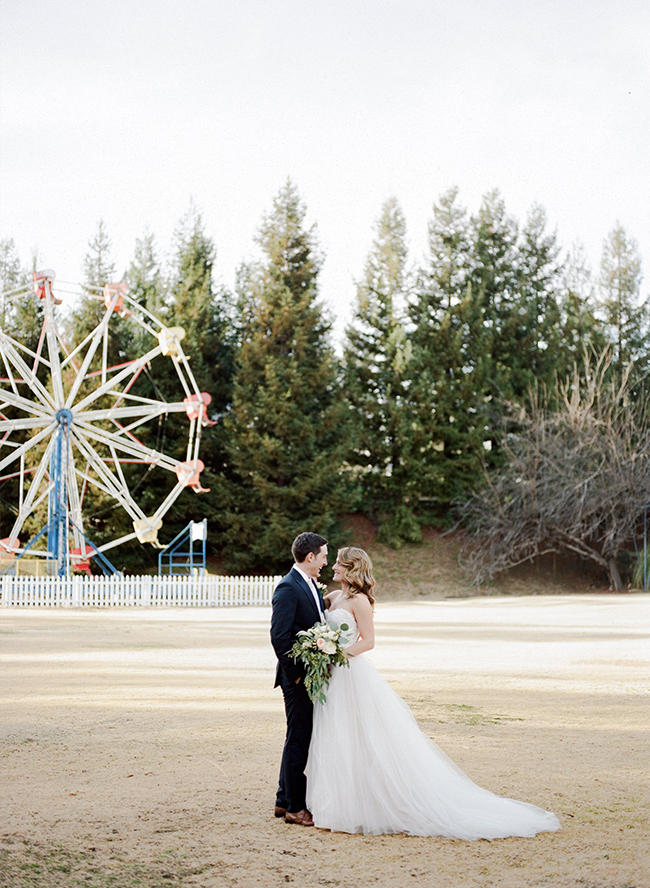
<box><xmin>305</xmin><ymin>608</ymin><xmax>561</xmax><ymax>839</ymax></box>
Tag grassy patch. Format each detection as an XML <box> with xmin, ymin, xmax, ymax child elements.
<box><xmin>407</xmin><ymin>699</ymin><xmax>525</xmax><ymax>726</ymax></box>
<box><xmin>0</xmin><ymin>837</ymin><xmax>215</xmax><ymax>888</ymax></box>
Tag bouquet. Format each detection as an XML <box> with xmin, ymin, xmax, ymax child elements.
<box><xmin>289</xmin><ymin>620</ymin><xmax>350</xmax><ymax>704</ymax></box>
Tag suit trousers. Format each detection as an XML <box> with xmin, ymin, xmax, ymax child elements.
<box><xmin>276</xmin><ymin>673</ymin><xmax>313</xmax><ymax>813</ymax></box>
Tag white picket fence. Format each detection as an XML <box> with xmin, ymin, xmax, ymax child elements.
<box><xmin>0</xmin><ymin>574</ymin><xmax>282</xmax><ymax>608</ymax></box>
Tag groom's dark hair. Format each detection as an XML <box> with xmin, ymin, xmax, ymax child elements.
<box><xmin>292</xmin><ymin>532</ymin><xmax>327</xmax><ymax>564</ymax></box>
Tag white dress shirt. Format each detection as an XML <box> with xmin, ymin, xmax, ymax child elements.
<box><xmin>293</xmin><ymin>564</ymin><xmax>324</xmax><ymax>619</ymax></box>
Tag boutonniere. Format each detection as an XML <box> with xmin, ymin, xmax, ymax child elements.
<box><xmin>316</xmin><ymin>581</ymin><xmax>328</xmax><ymax>595</ymax></box>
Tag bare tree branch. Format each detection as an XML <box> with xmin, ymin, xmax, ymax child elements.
<box><xmin>459</xmin><ymin>350</ymin><xmax>650</xmax><ymax>589</ymax></box>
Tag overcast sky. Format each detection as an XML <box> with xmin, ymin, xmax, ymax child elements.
<box><xmin>1</xmin><ymin>0</ymin><xmax>648</xmax><ymax>340</ymax></box>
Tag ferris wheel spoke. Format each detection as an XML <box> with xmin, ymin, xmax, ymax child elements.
<box><xmin>108</xmin><ymin>442</ymin><xmax>129</xmax><ymax>494</ymax></box>
<box><xmin>64</xmin><ymin>442</ymin><xmax>86</xmax><ymax>550</ymax></box>
<box><xmin>0</xmin><ymin>388</ymin><xmax>54</xmax><ymax>420</ymax></box>
<box><xmin>76</xmin><ymin>401</ymin><xmax>187</xmax><ymax>424</ymax></box>
<box><xmin>2</xmin><ymin>332</ymin><xmax>53</xmax><ymax>371</ymax></box>
<box><xmin>0</xmin><ymin>416</ymin><xmax>53</xmax><ymax>433</ymax></box>
<box><xmin>62</xmin><ymin>296</ymin><xmax>128</xmax><ymax>407</ymax></box>
<box><xmin>43</xmin><ymin>298</ymin><xmax>65</xmax><ymax>406</ymax></box>
<box><xmin>0</xmin><ymin>421</ymin><xmax>56</xmax><ymax>474</ymax></box>
<box><xmin>110</xmin><ymin>411</ymin><xmax>173</xmax><ymax>438</ymax></box>
<box><xmin>7</xmin><ymin>435</ymin><xmax>55</xmax><ymax>544</ymax></box>
<box><xmin>30</xmin><ymin>323</ymin><xmax>49</xmax><ymax>379</ymax></box>
<box><xmin>103</xmin><ymin>391</ymin><xmax>177</xmax><ymax>408</ymax></box>
<box><xmin>0</xmin><ymin>337</ymin><xmax>21</xmax><ymax>396</ymax></box>
<box><xmin>0</xmin><ymin>282</ymin><xmax>32</xmax><ymax>300</ymax></box>
<box><xmin>60</xmin><ymin>324</ymin><xmax>102</xmax><ymax>371</ymax></box>
<box><xmin>121</xmin><ymin>293</ymin><xmax>169</xmax><ymax>333</ymax></box>
<box><xmin>148</xmin><ymin>477</ymin><xmax>187</xmax><ymax>524</ymax></box>
<box><xmin>104</xmin><ymin>404</ymin><xmax>187</xmax><ymax>441</ymax></box>
<box><xmin>171</xmin><ymin>355</ymin><xmax>193</xmax><ymax>398</ymax></box>
<box><xmin>125</xmin><ymin>309</ymin><xmax>157</xmax><ymax>338</ymax></box>
<box><xmin>73</xmin><ymin>464</ymin><xmax>142</xmax><ymax>523</ymax></box>
<box><xmin>172</xmin><ymin>354</ymin><xmax>204</xmax><ymax>402</ymax></box>
<box><xmin>0</xmin><ymin>334</ymin><xmax>56</xmax><ymax>410</ymax></box>
<box><xmin>71</xmin><ymin>344</ymin><xmax>163</xmax><ymax>413</ymax></box>
<box><xmin>93</xmin><ymin>532</ymin><xmax>139</xmax><ymax>553</ymax></box>
<box><xmin>18</xmin><ymin>452</ymin><xmax>25</xmax><ymax>512</ymax></box>
<box><xmin>70</xmin><ymin>431</ymin><xmax>147</xmax><ymax>523</ymax></box>
<box><xmin>74</xmin><ymin>419</ymin><xmax>180</xmax><ymax>472</ymax></box>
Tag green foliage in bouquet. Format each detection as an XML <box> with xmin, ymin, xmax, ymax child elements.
<box><xmin>289</xmin><ymin>621</ymin><xmax>350</xmax><ymax>704</ymax></box>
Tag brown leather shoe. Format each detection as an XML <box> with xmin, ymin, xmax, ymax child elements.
<box><xmin>284</xmin><ymin>809</ymin><xmax>314</xmax><ymax>826</ymax></box>
<box><xmin>274</xmin><ymin>806</ymin><xmax>287</xmax><ymax>818</ymax></box>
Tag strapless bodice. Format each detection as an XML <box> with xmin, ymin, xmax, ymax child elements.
<box><xmin>325</xmin><ymin>608</ymin><xmax>358</xmax><ymax>648</ymax></box>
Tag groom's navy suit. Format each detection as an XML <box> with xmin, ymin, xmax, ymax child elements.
<box><xmin>270</xmin><ymin>567</ymin><xmax>325</xmax><ymax>814</ymax></box>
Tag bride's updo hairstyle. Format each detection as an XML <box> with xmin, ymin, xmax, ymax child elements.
<box><xmin>338</xmin><ymin>547</ymin><xmax>376</xmax><ymax>606</ymax></box>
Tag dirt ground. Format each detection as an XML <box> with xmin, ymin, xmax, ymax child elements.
<box><xmin>1</xmin><ymin>595</ymin><xmax>649</xmax><ymax>888</ymax></box>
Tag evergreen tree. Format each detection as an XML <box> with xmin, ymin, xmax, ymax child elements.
<box><xmin>344</xmin><ymin>197</ymin><xmax>418</xmax><ymax>545</ymax></box>
<box><xmin>74</xmin><ymin>219</ymin><xmax>118</xmax><ymax>330</ymax></box>
<box><xmin>598</xmin><ymin>223</ymin><xmax>647</xmax><ymax>380</ymax></box>
<box><xmin>148</xmin><ymin>206</ymin><xmax>235</xmax><ymax>553</ymax></box>
<box><xmin>0</xmin><ymin>238</ymin><xmax>22</xmax><ymax>301</ymax></box>
<box><xmin>513</xmin><ymin>205</ymin><xmax>566</xmax><ymax>392</ymax></box>
<box><xmin>222</xmin><ymin>181</ymin><xmax>347</xmax><ymax>573</ymax></box>
<box><xmin>469</xmin><ymin>190</ymin><xmax>520</xmax><ymax>415</ymax></box>
<box><xmin>67</xmin><ymin>220</ymin><xmax>130</xmax><ymax>372</ymax></box>
<box><xmin>470</xmin><ymin>193</ymin><xmax>574</xmax><ymax>421</ymax></box>
<box><xmin>559</xmin><ymin>244</ymin><xmax>606</xmax><ymax>374</ymax></box>
<box><xmin>0</xmin><ymin>241</ymin><xmax>43</xmax><ymax>353</ymax></box>
<box><xmin>408</xmin><ymin>188</ymin><xmax>490</xmax><ymax>515</ymax></box>
<box><xmin>168</xmin><ymin>207</ymin><xmax>233</xmax><ymax>408</ymax></box>
<box><xmin>127</xmin><ymin>230</ymin><xmax>163</xmax><ymax>317</ymax></box>
<box><xmin>9</xmin><ymin>252</ymin><xmax>44</xmax><ymax>356</ymax></box>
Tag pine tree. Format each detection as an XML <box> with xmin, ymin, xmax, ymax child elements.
<box><xmin>8</xmin><ymin>252</ymin><xmax>44</xmax><ymax>356</ymax></box>
<box><xmin>222</xmin><ymin>181</ymin><xmax>347</xmax><ymax>573</ymax></box>
<box><xmin>149</xmin><ymin>206</ymin><xmax>235</xmax><ymax>551</ymax></box>
<box><xmin>67</xmin><ymin>220</ymin><xmax>130</xmax><ymax>372</ymax></box>
<box><xmin>559</xmin><ymin>244</ymin><xmax>606</xmax><ymax>375</ymax></box>
<box><xmin>0</xmin><ymin>241</ymin><xmax>43</xmax><ymax>352</ymax></box>
<box><xmin>513</xmin><ymin>205</ymin><xmax>566</xmax><ymax>394</ymax></box>
<box><xmin>469</xmin><ymin>191</ymin><xmax>522</xmax><ymax>407</ymax></box>
<box><xmin>407</xmin><ymin>188</ymin><xmax>490</xmax><ymax>515</ymax></box>
<box><xmin>598</xmin><ymin>223</ymin><xmax>647</xmax><ymax>380</ymax></box>
<box><xmin>0</xmin><ymin>238</ymin><xmax>22</xmax><ymax>301</ymax></box>
<box><xmin>128</xmin><ymin>231</ymin><xmax>163</xmax><ymax>316</ymax></box>
<box><xmin>344</xmin><ymin>197</ymin><xmax>418</xmax><ymax>545</ymax></box>
<box><xmin>75</xmin><ymin>220</ymin><xmax>118</xmax><ymax>330</ymax></box>
<box><xmin>168</xmin><ymin>207</ymin><xmax>233</xmax><ymax>406</ymax></box>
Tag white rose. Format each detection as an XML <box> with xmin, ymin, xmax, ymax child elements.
<box><xmin>322</xmin><ymin>640</ymin><xmax>337</xmax><ymax>655</ymax></box>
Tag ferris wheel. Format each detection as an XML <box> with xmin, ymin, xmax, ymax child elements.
<box><xmin>0</xmin><ymin>270</ymin><xmax>213</xmax><ymax>576</ymax></box>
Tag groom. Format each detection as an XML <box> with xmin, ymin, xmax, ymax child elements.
<box><xmin>270</xmin><ymin>532</ymin><xmax>328</xmax><ymax>827</ymax></box>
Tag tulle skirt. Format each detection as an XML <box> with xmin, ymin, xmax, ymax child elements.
<box><xmin>305</xmin><ymin>654</ymin><xmax>561</xmax><ymax>839</ymax></box>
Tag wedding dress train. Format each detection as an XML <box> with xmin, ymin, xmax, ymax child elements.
<box><xmin>305</xmin><ymin>608</ymin><xmax>561</xmax><ymax>839</ymax></box>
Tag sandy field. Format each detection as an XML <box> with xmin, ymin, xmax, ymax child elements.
<box><xmin>1</xmin><ymin>594</ymin><xmax>649</xmax><ymax>888</ymax></box>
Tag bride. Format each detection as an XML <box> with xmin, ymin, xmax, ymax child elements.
<box><xmin>305</xmin><ymin>546</ymin><xmax>561</xmax><ymax>839</ymax></box>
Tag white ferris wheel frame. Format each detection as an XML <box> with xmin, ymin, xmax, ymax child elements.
<box><xmin>0</xmin><ymin>271</ymin><xmax>211</xmax><ymax>573</ymax></box>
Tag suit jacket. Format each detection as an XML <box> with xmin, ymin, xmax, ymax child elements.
<box><xmin>270</xmin><ymin>567</ymin><xmax>325</xmax><ymax>688</ymax></box>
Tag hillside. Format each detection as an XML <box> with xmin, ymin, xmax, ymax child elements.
<box><xmin>345</xmin><ymin>515</ymin><xmax>616</xmax><ymax>600</ymax></box>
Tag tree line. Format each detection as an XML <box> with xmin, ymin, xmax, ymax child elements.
<box><xmin>0</xmin><ymin>181</ymin><xmax>647</xmax><ymax>579</ymax></box>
